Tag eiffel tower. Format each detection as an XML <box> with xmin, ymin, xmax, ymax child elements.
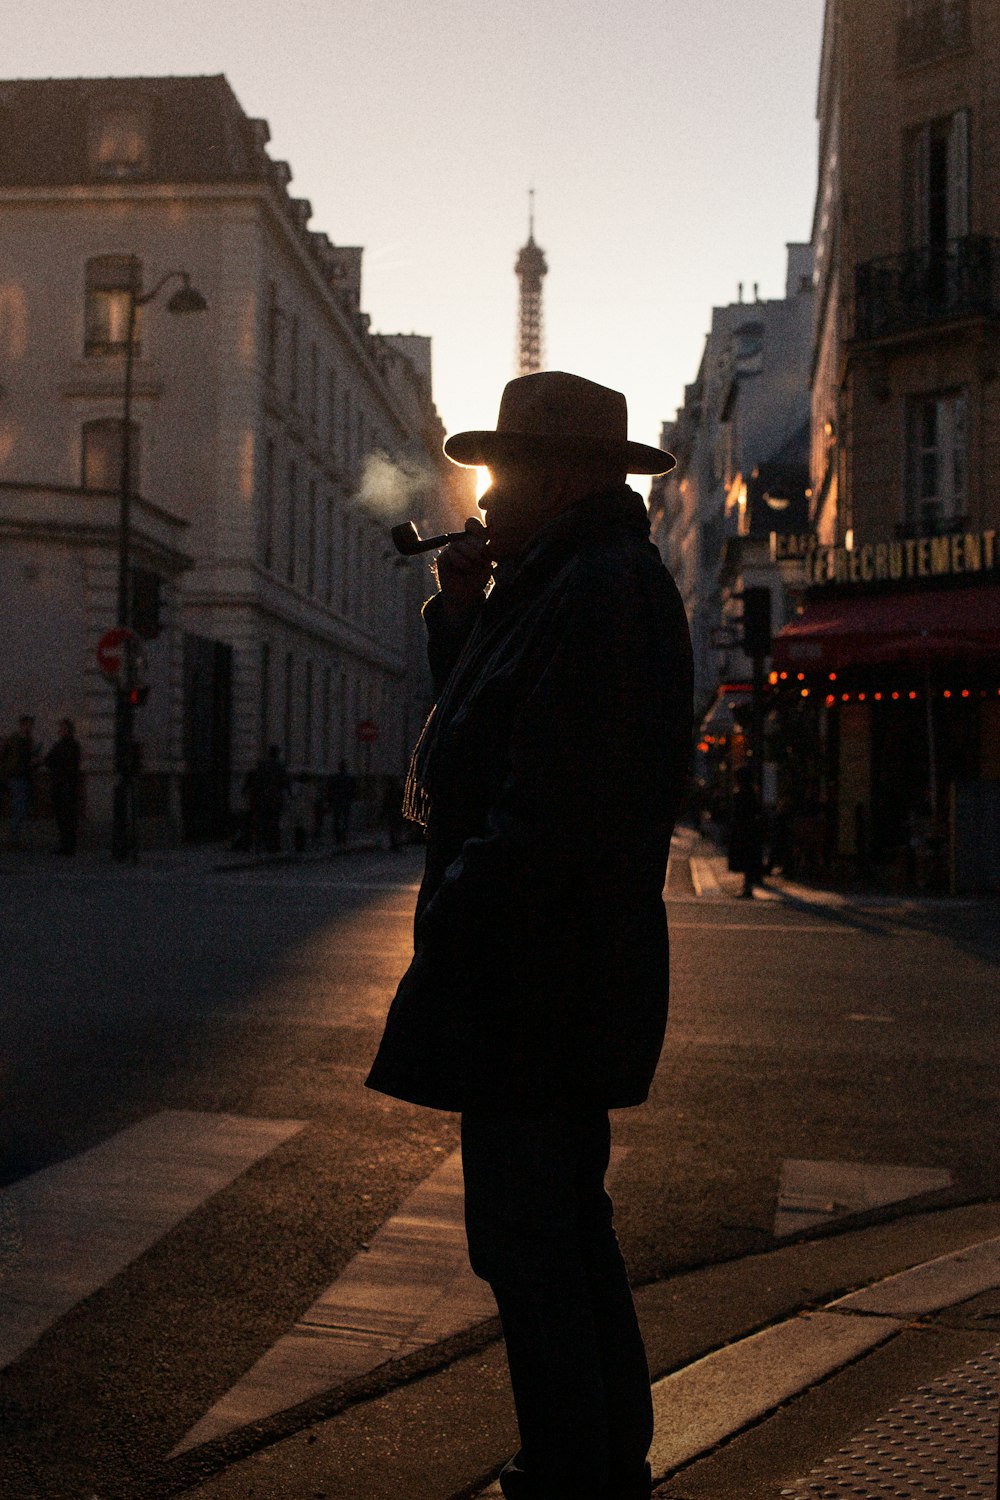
<box><xmin>515</xmin><ymin>190</ymin><xmax>548</xmax><ymax>376</ymax></box>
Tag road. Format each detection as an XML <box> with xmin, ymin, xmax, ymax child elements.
<box><xmin>0</xmin><ymin>842</ymin><xmax>997</xmax><ymax>1498</ymax></box>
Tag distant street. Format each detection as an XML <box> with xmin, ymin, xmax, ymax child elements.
<box><xmin>0</xmin><ymin>844</ymin><xmax>998</xmax><ymax>1499</ymax></box>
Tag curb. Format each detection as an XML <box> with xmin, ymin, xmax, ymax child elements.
<box><xmin>475</xmin><ymin>1230</ymin><xmax>1000</xmax><ymax>1496</ymax></box>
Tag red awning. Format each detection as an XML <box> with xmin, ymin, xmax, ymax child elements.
<box><xmin>773</xmin><ymin>584</ymin><xmax>1000</xmax><ymax>673</ymax></box>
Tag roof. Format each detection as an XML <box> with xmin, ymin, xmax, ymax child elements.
<box><xmin>0</xmin><ymin>75</ymin><xmax>269</xmax><ymax>188</ymax></box>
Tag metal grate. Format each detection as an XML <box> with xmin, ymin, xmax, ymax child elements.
<box><xmin>779</xmin><ymin>1343</ymin><xmax>1000</xmax><ymax>1499</ymax></box>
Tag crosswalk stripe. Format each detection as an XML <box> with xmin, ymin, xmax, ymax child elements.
<box><xmin>173</xmin><ymin>1143</ymin><xmax>630</xmax><ymax>1455</ymax></box>
<box><xmin>0</xmin><ymin>1111</ymin><xmax>305</xmax><ymax>1370</ymax></box>
<box><xmin>774</xmin><ymin>1159</ymin><xmax>953</xmax><ymax>1237</ymax></box>
<box><xmin>170</xmin><ymin>1147</ymin><xmax>496</xmax><ymax>1454</ymax></box>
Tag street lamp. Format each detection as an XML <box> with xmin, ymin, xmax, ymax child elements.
<box><xmin>112</xmin><ymin>259</ymin><xmax>207</xmax><ymax>861</ymax></box>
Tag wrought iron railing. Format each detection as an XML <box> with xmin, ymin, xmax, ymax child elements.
<box><xmin>898</xmin><ymin>0</ymin><xmax>969</xmax><ymax>69</ymax></box>
<box><xmin>854</xmin><ymin>237</ymin><xmax>1000</xmax><ymax>341</ymax></box>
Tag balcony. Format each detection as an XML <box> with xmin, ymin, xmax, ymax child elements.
<box><xmin>898</xmin><ymin>0</ymin><xmax>969</xmax><ymax>70</ymax></box>
<box><xmin>854</xmin><ymin>237</ymin><xmax>1000</xmax><ymax>343</ymax></box>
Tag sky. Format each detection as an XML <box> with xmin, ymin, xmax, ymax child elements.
<box><xmin>4</xmin><ymin>0</ymin><xmax>827</xmax><ymax>486</ymax></box>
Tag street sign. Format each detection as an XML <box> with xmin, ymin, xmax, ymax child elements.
<box><xmin>97</xmin><ymin>627</ymin><xmax>139</xmax><ymax>682</ymax></box>
<box><xmin>96</xmin><ymin>628</ymin><xmax>147</xmax><ymax>691</ymax></box>
<box><xmin>357</xmin><ymin>719</ymin><xmax>379</xmax><ymax>744</ymax></box>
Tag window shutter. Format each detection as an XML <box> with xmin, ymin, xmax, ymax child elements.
<box><xmin>946</xmin><ymin>109</ymin><xmax>969</xmax><ymax>240</ymax></box>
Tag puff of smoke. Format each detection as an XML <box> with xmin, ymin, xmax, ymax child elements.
<box><xmin>355</xmin><ymin>451</ymin><xmax>436</xmax><ymax>520</ymax></box>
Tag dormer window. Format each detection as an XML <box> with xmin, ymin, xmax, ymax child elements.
<box><xmin>734</xmin><ymin>321</ymin><xmax>765</xmax><ymax>375</ymax></box>
<box><xmin>89</xmin><ymin>108</ymin><xmax>148</xmax><ymax>179</ymax></box>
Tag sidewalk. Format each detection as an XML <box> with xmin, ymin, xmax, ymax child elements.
<box><xmin>0</xmin><ymin>833</ymin><xmax>386</xmax><ymax>878</ymax></box>
<box><xmin>686</xmin><ymin>831</ymin><xmax>990</xmax><ymax>910</ymax></box>
<box><xmin>170</xmin><ymin>1203</ymin><xmax>1000</xmax><ymax>1500</ymax></box>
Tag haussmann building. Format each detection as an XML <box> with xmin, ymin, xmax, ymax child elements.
<box><xmin>771</xmin><ymin>0</ymin><xmax>1000</xmax><ymax>893</ymax></box>
<box><xmin>0</xmin><ymin>75</ymin><xmax>471</xmax><ymax>848</ymax></box>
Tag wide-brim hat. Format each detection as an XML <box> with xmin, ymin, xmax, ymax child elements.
<box><xmin>443</xmin><ymin>371</ymin><xmax>676</xmax><ymax>476</ymax></box>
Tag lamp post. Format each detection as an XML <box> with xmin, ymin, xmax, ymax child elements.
<box><xmin>112</xmin><ymin>259</ymin><xmax>207</xmax><ymax>860</ymax></box>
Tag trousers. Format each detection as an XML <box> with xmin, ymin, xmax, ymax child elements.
<box><xmin>461</xmin><ymin>1105</ymin><xmax>654</xmax><ymax>1500</ymax></box>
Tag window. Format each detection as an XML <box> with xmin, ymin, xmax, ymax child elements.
<box><xmin>129</xmin><ymin>567</ymin><xmax>161</xmax><ymax>638</ymax></box>
<box><xmin>342</xmin><ymin>388</ymin><xmax>352</xmax><ymax>477</ymax></box>
<box><xmin>289</xmin><ymin>315</ymin><xmax>299</xmax><ymax>405</ymax></box>
<box><xmin>286</xmin><ymin>460</ymin><xmax>298</xmax><ymax>584</ymax></box>
<box><xmin>262</xmin><ymin>438</ymin><xmax>275</xmax><ymax>568</ymax></box>
<box><xmin>900</xmin><ymin>0</ymin><xmax>968</xmax><ymax>69</ymax></box>
<box><xmin>304</xmin><ymin>660</ymin><xmax>314</xmax><ymax>766</ymax></box>
<box><xmin>81</xmin><ymin>418</ymin><xmax>139</xmax><ymax>491</ymax></box>
<box><xmin>906</xmin><ymin>390</ymin><xmax>967</xmax><ymax>531</ymax></box>
<box><xmin>307</xmin><ymin>477</ymin><xmax>317</xmax><ymax>593</ymax></box>
<box><xmin>259</xmin><ymin>642</ymin><xmax>271</xmax><ymax>756</ymax></box>
<box><xmin>906</xmin><ymin>110</ymin><xmax>968</xmax><ymax>248</ymax></box>
<box><xmin>341</xmin><ymin>512</ymin><xmax>351</xmax><ymax>614</ymax></box>
<box><xmin>322</xmin><ymin>665</ymin><xmax>331</xmax><ymax>768</ymax></box>
<box><xmin>283</xmin><ymin>651</ymin><xmax>294</xmax><ymax>764</ymax></box>
<box><xmin>265</xmin><ymin>282</ymin><xmax>279</xmax><ymax>379</ymax></box>
<box><xmin>733</xmin><ymin>320</ymin><xmax>765</xmax><ymax>375</ymax></box>
<box><xmin>326</xmin><ymin>368</ymin><xmax>338</xmax><ymax>458</ymax></box>
<box><xmin>89</xmin><ymin>108</ymin><xmax>148</xmax><ymax>179</ymax></box>
<box><xmin>324</xmin><ymin>496</ymin><xmax>335</xmax><ymax>606</ymax></box>
<box><xmin>85</xmin><ymin>256</ymin><xmax>140</xmax><ymax>356</ymax></box>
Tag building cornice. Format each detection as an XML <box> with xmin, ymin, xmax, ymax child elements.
<box><xmin>0</xmin><ymin>179</ymin><xmax>442</xmax><ymax>454</ymax></box>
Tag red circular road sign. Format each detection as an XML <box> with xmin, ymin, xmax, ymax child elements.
<box><xmin>96</xmin><ymin>627</ymin><xmax>140</xmax><ymax>683</ymax></box>
<box><xmin>357</xmin><ymin>718</ymin><xmax>379</xmax><ymax>744</ymax></box>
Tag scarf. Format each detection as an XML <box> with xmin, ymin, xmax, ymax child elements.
<box><xmin>403</xmin><ymin>485</ymin><xmax>650</xmax><ymax>829</ymax></box>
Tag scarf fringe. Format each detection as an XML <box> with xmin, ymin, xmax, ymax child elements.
<box><xmin>403</xmin><ymin>706</ymin><xmax>435</xmax><ymax>829</ymax></box>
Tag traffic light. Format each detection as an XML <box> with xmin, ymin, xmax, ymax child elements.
<box><xmin>742</xmin><ymin>587</ymin><xmax>772</xmax><ymax>658</ymax></box>
<box><xmin>127</xmin><ymin>683</ymin><xmax>150</xmax><ymax>707</ymax></box>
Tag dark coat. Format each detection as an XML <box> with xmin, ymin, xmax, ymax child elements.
<box><xmin>365</xmin><ymin>487</ymin><xmax>693</xmax><ymax>1113</ymax></box>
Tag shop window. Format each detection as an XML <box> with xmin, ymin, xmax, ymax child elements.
<box><xmin>89</xmin><ymin>108</ymin><xmax>149</xmax><ymax>179</ymax></box>
<box><xmin>85</xmin><ymin>256</ymin><xmax>141</xmax><ymax>356</ymax></box>
<box><xmin>906</xmin><ymin>390</ymin><xmax>966</xmax><ymax>532</ymax></box>
<box><xmin>81</xmin><ymin>418</ymin><xmax>140</xmax><ymax>492</ymax></box>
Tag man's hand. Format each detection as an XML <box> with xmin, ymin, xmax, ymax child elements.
<box><xmin>435</xmin><ymin>517</ymin><xmax>492</xmax><ymax>624</ymax></box>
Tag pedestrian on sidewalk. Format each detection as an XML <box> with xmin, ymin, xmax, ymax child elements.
<box><xmin>328</xmin><ymin>759</ymin><xmax>355</xmax><ymax>845</ymax></box>
<box><xmin>2</xmin><ymin>714</ymin><xmax>40</xmax><ymax>849</ymax></box>
<box><xmin>257</xmin><ymin>745</ymin><xmax>288</xmax><ymax>853</ymax></box>
<box><xmin>44</xmin><ymin>718</ymin><xmax>82</xmax><ymax>855</ymax></box>
<box><xmin>367</xmin><ymin>372</ymin><xmax>693</xmax><ymax>1500</ymax></box>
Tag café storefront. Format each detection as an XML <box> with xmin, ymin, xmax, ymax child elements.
<box><xmin>771</xmin><ymin>529</ymin><xmax>1000</xmax><ymax>892</ymax></box>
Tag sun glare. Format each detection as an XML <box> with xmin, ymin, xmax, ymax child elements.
<box><xmin>475</xmin><ymin>466</ymin><xmax>491</xmax><ymax>502</ymax></box>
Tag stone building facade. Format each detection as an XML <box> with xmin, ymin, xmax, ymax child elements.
<box><xmin>649</xmin><ymin>248</ymin><xmax>814</xmax><ymax>721</ymax></box>
<box><xmin>774</xmin><ymin>0</ymin><xmax>1000</xmax><ymax>889</ymax></box>
<box><xmin>811</xmin><ymin>0</ymin><xmax>1000</xmax><ymax>549</ymax></box>
<box><xmin>0</xmin><ymin>75</ymin><xmax>472</xmax><ymax>844</ymax></box>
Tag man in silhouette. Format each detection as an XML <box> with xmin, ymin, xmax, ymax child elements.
<box><xmin>367</xmin><ymin>373</ymin><xmax>693</xmax><ymax>1500</ymax></box>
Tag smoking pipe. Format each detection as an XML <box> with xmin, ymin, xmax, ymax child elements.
<box><xmin>391</xmin><ymin>521</ymin><xmax>472</xmax><ymax>556</ymax></box>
